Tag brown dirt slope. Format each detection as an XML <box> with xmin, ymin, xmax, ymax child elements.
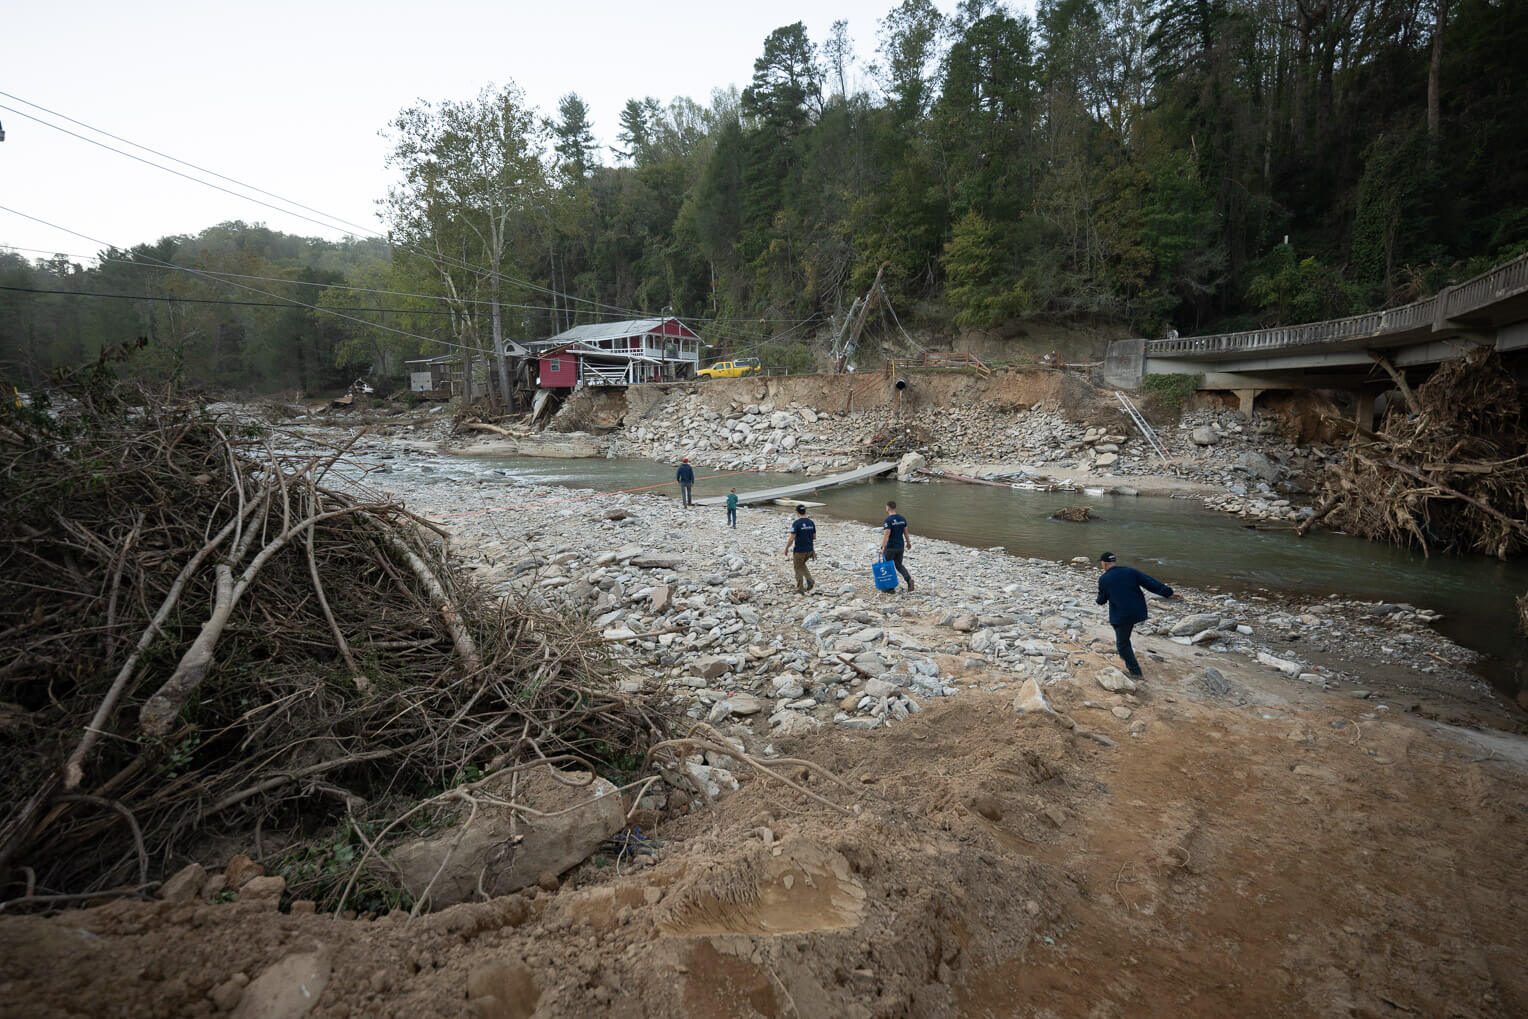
<box><xmin>3</xmin><ymin>675</ymin><xmax>1525</xmax><ymax>1019</ymax></box>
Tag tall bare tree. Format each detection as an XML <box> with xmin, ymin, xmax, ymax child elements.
<box><xmin>382</xmin><ymin>83</ymin><xmax>549</xmax><ymax>407</ymax></box>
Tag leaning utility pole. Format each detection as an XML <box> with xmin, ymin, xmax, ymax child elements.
<box><xmin>834</xmin><ymin>263</ymin><xmax>888</xmax><ymax>374</ymax></box>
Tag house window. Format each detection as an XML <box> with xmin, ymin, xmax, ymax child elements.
<box><xmin>550</xmin><ymin>358</ymin><xmax>562</xmax><ymax>372</ymax></box>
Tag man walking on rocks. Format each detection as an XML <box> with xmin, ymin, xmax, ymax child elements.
<box><xmin>676</xmin><ymin>457</ymin><xmax>695</xmax><ymax>507</ymax></box>
<box><xmin>726</xmin><ymin>488</ymin><xmax>738</xmax><ymax>528</ymax></box>
<box><xmin>1095</xmin><ymin>551</ymin><xmax>1174</xmax><ymax>679</ymax></box>
<box><xmin>879</xmin><ymin>500</ymin><xmax>914</xmax><ymax>592</ymax></box>
<box><xmin>785</xmin><ymin>504</ymin><xmax>817</xmax><ymax>593</ymax></box>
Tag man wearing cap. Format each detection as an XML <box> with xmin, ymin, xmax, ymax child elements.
<box><xmin>1095</xmin><ymin>552</ymin><xmax>1175</xmax><ymax>679</ymax></box>
<box><xmin>785</xmin><ymin>504</ymin><xmax>817</xmax><ymax>594</ymax></box>
<box><xmin>675</xmin><ymin>457</ymin><xmax>695</xmax><ymax>508</ymax></box>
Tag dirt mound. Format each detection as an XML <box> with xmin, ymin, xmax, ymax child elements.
<box><xmin>0</xmin><ymin>696</ymin><xmax>1087</xmax><ymax>1018</ymax></box>
<box><xmin>5</xmin><ymin>682</ymin><xmax>1526</xmax><ymax>1018</ymax></box>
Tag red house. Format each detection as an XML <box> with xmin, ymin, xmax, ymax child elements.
<box><xmin>527</xmin><ymin>317</ymin><xmax>703</xmax><ymax>389</ymax></box>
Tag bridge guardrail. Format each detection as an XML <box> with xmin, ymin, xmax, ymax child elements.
<box><xmin>1146</xmin><ymin>250</ymin><xmax>1528</xmax><ymax>358</ymax></box>
<box><xmin>1445</xmin><ymin>251</ymin><xmax>1528</xmax><ymax>318</ymax></box>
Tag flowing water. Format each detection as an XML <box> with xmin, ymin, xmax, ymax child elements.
<box><xmin>385</xmin><ymin>452</ymin><xmax>1527</xmax><ymax>697</ymax></box>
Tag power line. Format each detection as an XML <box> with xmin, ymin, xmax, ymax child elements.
<box><xmin>0</xmin><ymin>204</ymin><xmax>479</xmax><ymax>355</ymax></box>
<box><xmin>0</xmin><ymin>89</ymin><xmax>382</xmax><ymax>237</ymax></box>
<box><xmin>0</xmin><ymin>96</ymin><xmax>647</xmax><ymax>320</ymax></box>
<box><xmin>0</xmin><ymin>283</ymin><xmax>459</xmax><ymax>315</ymax></box>
<box><xmin>0</xmin><ymin>222</ymin><xmax>818</xmax><ymax>359</ymax></box>
<box><xmin>0</xmin><ymin>244</ymin><xmax>639</xmax><ymax>320</ymax></box>
<box><xmin>0</xmin><ymin>93</ymin><xmax>823</xmax><ymax>331</ymax></box>
<box><xmin>0</xmin><ymin>242</ymin><xmax>821</xmax><ymax>347</ymax></box>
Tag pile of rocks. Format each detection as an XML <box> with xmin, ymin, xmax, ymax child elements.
<box><xmin>1075</xmin><ymin>426</ymin><xmax>1131</xmax><ymax>469</ymax></box>
<box><xmin>615</xmin><ymin>392</ymin><xmax>844</xmax><ymax>473</ymax></box>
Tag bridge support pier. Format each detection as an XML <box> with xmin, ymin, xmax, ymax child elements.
<box><xmin>1233</xmin><ymin>388</ymin><xmax>1261</xmax><ymax>418</ymax></box>
<box><xmin>1354</xmin><ymin>390</ymin><xmax>1377</xmax><ymax>432</ymax></box>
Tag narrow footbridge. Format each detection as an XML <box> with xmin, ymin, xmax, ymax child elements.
<box><xmin>693</xmin><ymin>462</ymin><xmax>897</xmax><ymax>507</ymax></box>
<box><xmin>1105</xmin><ymin>251</ymin><xmax>1528</xmax><ymax>417</ymax></box>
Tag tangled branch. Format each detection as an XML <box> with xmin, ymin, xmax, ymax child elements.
<box><xmin>0</xmin><ymin>377</ymin><xmax>668</xmax><ymax>908</ymax></box>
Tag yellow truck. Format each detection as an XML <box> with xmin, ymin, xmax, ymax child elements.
<box><xmin>696</xmin><ymin>357</ymin><xmax>762</xmax><ymax>379</ymax></box>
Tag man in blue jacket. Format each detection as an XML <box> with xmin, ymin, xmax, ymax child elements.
<box><xmin>675</xmin><ymin>457</ymin><xmax>695</xmax><ymax>507</ymax></box>
<box><xmin>1095</xmin><ymin>551</ymin><xmax>1175</xmax><ymax>678</ymax></box>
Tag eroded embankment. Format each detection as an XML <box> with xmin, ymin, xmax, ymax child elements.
<box><xmin>6</xmin><ymin>684</ymin><xmax>1526</xmax><ymax>1018</ymax></box>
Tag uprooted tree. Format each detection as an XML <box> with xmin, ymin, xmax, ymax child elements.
<box><xmin>1301</xmin><ymin>348</ymin><xmax>1528</xmax><ymax>560</ymax></box>
<box><xmin>0</xmin><ymin>354</ymin><xmax>667</xmax><ymax>911</ymax></box>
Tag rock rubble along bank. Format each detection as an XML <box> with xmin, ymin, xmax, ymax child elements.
<box><xmin>363</xmin><ymin>457</ymin><xmax>1499</xmax><ymax>771</ymax></box>
<box><xmin>449</xmin><ymin>371</ymin><xmax>1360</xmax><ymax>526</ymax></box>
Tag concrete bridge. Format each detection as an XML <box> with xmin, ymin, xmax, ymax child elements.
<box><xmin>1105</xmin><ymin>251</ymin><xmax>1528</xmax><ymax>422</ymax></box>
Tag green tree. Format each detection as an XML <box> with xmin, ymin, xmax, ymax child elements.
<box><xmin>551</xmin><ymin>93</ymin><xmax>599</xmax><ymax>179</ymax></box>
<box><xmin>942</xmin><ymin>210</ymin><xmax>1030</xmax><ymax>326</ymax></box>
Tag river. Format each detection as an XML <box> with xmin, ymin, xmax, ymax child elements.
<box><xmin>384</xmin><ymin>452</ymin><xmax>1527</xmax><ymax>697</ymax></box>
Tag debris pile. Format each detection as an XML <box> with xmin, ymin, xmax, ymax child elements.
<box><xmin>1303</xmin><ymin>349</ymin><xmax>1528</xmax><ymax>559</ymax></box>
<box><xmin>0</xmin><ymin>370</ymin><xmax>662</xmax><ymax>911</ymax></box>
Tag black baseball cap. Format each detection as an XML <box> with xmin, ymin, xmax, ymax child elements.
<box><xmin>1099</xmin><ymin>552</ymin><xmax>1117</xmax><ymax>562</ymax></box>
<box><xmin>796</xmin><ymin>504</ymin><xmax>807</xmax><ymax>513</ymax></box>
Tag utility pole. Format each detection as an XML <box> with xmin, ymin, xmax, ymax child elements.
<box><xmin>835</xmin><ymin>263</ymin><xmax>888</xmax><ymax>374</ymax></box>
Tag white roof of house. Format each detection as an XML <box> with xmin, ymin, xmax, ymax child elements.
<box><xmin>543</xmin><ymin>342</ymin><xmax>662</xmax><ymax>364</ymax></box>
<box><xmin>528</xmin><ymin>317</ymin><xmax>694</xmax><ymax>348</ymax></box>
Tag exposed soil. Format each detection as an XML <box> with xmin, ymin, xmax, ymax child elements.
<box><xmin>550</xmin><ymin>370</ymin><xmax>1077</xmax><ymax>436</ymax></box>
<box><xmin>5</xmin><ymin>654</ymin><xmax>1525</xmax><ymax>1018</ymax></box>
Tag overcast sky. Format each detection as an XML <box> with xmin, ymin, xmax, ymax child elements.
<box><xmin>0</xmin><ymin>0</ymin><xmax>1041</xmax><ymax>263</ymax></box>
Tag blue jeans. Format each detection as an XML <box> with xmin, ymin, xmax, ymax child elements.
<box><xmin>680</xmin><ymin>483</ymin><xmax>693</xmax><ymax>507</ymax></box>
<box><xmin>726</xmin><ymin>506</ymin><xmax>737</xmax><ymax>527</ymax></box>
<box><xmin>1113</xmin><ymin>622</ymin><xmax>1143</xmax><ymax>676</ymax></box>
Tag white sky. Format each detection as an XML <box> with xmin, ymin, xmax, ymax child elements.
<box><xmin>0</xmin><ymin>0</ymin><xmax>1037</xmax><ymax>263</ymax></box>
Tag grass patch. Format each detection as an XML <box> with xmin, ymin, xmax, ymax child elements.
<box><xmin>1139</xmin><ymin>373</ymin><xmax>1201</xmax><ymax>420</ymax></box>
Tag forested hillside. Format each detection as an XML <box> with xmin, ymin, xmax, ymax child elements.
<box><xmin>3</xmin><ymin>0</ymin><xmax>1525</xmax><ymax>392</ymax></box>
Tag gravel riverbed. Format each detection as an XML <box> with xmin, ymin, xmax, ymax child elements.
<box><xmin>323</xmin><ymin>429</ymin><xmax>1497</xmax><ymax>759</ymax></box>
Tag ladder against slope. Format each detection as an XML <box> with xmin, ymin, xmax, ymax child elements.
<box><xmin>1114</xmin><ymin>390</ymin><xmax>1170</xmax><ymax>462</ymax></box>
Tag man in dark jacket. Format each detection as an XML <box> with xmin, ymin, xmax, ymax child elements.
<box><xmin>675</xmin><ymin>457</ymin><xmax>695</xmax><ymax>507</ymax></box>
<box><xmin>1095</xmin><ymin>551</ymin><xmax>1175</xmax><ymax>678</ymax></box>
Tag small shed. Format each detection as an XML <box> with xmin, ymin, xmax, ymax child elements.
<box><xmin>537</xmin><ymin>346</ymin><xmax>581</xmax><ymax>389</ymax></box>
<box><xmin>405</xmin><ymin>354</ymin><xmax>455</xmax><ymax>394</ymax></box>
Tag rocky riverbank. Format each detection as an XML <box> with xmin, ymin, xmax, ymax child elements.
<box><xmin>432</xmin><ymin>372</ymin><xmax>1350</xmax><ymax>528</ymax></box>
<box><xmin>339</xmin><ymin>448</ymin><xmax>1509</xmax><ymax>765</ymax></box>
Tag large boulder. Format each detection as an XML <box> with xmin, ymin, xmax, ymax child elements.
<box><xmin>1238</xmin><ymin>451</ymin><xmax>1281</xmax><ymax>482</ymax></box>
<box><xmin>1190</xmin><ymin>426</ymin><xmax>1221</xmax><ymax>446</ymax></box>
<box><xmin>388</xmin><ymin>765</ymin><xmax>625</xmax><ymax>909</ymax></box>
<box><xmin>896</xmin><ymin>452</ymin><xmax>926</xmax><ymax>480</ymax></box>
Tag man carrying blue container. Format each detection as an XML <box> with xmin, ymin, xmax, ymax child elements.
<box><xmin>878</xmin><ymin>501</ymin><xmax>914</xmax><ymax>592</ymax></box>
<box><xmin>1095</xmin><ymin>551</ymin><xmax>1175</xmax><ymax>679</ymax></box>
